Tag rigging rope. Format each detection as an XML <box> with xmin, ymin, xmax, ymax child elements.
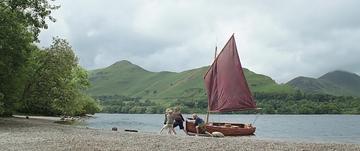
<box><xmin>252</xmin><ymin>114</ymin><xmax>259</xmax><ymax>125</ymax></box>
<box><xmin>252</xmin><ymin>111</ymin><xmax>261</xmax><ymax>125</ymax></box>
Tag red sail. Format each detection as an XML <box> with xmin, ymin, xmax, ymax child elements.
<box><xmin>204</xmin><ymin>35</ymin><xmax>256</xmax><ymax>112</ymax></box>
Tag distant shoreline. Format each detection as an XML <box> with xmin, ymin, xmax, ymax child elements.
<box><xmin>96</xmin><ymin>112</ymin><xmax>360</xmax><ymax>115</ymax></box>
<box><xmin>1</xmin><ymin>117</ymin><xmax>359</xmax><ymax>151</ymax></box>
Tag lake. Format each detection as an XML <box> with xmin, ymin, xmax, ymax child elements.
<box><xmin>84</xmin><ymin>113</ymin><xmax>360</xmax><ymax>144</ymax></box>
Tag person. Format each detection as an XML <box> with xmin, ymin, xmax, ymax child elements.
<box><xmin>172</xmin><ymin>107</ymin><xmax>187</xmax><ymax>134</ymax></box>
<box><xmin>159</xmin><ymin>108</ymin><xmax>176</xmax><ymax>135</ymax></box>
<box><xmin>192</xmin><ymin>114</ymin><xmax>210</xmax><ymax>136</ymax></box>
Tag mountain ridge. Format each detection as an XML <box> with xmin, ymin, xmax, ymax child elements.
<box><xmin>87</xmin><ymin>60</ymin><xmax>294</xmax><ymax>99</ymax></box>
<box><xmin>87</xmin><ymin>60</ymin><xmax>360</xmax><ymax>98</ymax></box>
<box><xmin>287</xmin><ymin>70</ymin><xmax>360</xmax><ymax>97</ymax></box>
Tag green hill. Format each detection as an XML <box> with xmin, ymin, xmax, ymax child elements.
<box><xmin>287</xmin><ymin>70</ymin><xmax>360</xmax><ymax>97</ymax></box>
<box><xmin>87</xmin><ymin>60</ymin><xmax>295</xmax><ymax>99</ymax></box>
<box><xmin>88</xmin><ymin>61</ymin><xmax>360</xmax><ymax>114</ymax></box>
<box><xmin>286</xmin><ymin>76</ymin><xmax>343</xmax><ymax>95</ymax></box>
<box><xmin>320</xmin><ymin>71</ymin><xmax>360</xmax><ymax>95</ymax></box>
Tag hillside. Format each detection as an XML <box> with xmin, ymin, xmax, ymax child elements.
<box><xmin>87</xmin><ymin>60</ymin><xmax>295</xmax><ymax>99</ymax></box>
<box><xmin>287</xmin><ymin>70</ymin><xmax>360</xmax><ymax>97</ymax></box>
<box><xmin>88</xmin><ymin>61</ymin><xmax>360</xmax><ymax>114</ymax></box>
<box><xmin>286</xmin><ymin>77</ymin><xmax>343</xmax><ymax>95</ymax></box>
<box><xmin>320</xmin><ymin>71</ymin><xmax>360</xmax><ymax>95</ymax></box>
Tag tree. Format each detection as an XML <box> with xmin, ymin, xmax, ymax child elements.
<box><xmin>20</xmin><ymin>38</ymin><xmax>101</xmax><ymax>116</ymax></box>
<box><xmin>0</xmin><ymin>3</ymin><xmax>34</xmax><ymax>115</ymax></box>
<box><xmin>18</xmin><ymin>39</ymin><xmax>76</xmax><ymax>115</ymax></box>
<box><xmin>0</xmin><ymin>0</ymin><xmax>58</xmax><ymax>116</ymax></box>
<box><xmin>80</xmin><ymin>96</ymin><xmax>101</xmax><ymax>115</ymax></box>
<box><xmin>1</xmin><ymin>0</ymin><xmax>59</xmax><ymax>40</ymax></box>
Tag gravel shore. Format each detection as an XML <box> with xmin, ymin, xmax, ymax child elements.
<box><xmin>1</xmin><ymin>117</ymin><xmax>359</xmax><ymax>151</ymax></box>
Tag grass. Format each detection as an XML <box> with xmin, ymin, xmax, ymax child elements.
<box><xmin>87</xmin><ymin>60</ymin><xmax>296</xmax><ymax>101</ymax></box>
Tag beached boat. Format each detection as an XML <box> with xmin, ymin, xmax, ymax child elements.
<box><xmin>186</xmin><ymin>34</ymin><xmax>257</xmax><ymax>136</ymax></box>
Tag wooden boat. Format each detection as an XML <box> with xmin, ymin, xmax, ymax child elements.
<box><xmin>186</xmin><ymin>121</ymin><xmax>256</xmax><ymax>136</ymax></box>
<box><xmin>186</xmin><ymin>34</ymin><xmax>257</xmax><ymax>136</ymax></box>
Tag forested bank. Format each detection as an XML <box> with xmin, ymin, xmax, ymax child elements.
<box><xmin>0</xmin><ymin>0</ymin><xmax>101</xmax><ymax>117</ymax></box>
<box><xmin>97</xmin><ymin>92</ymin><xmax>360</xmax><ymax>114</ymax></box>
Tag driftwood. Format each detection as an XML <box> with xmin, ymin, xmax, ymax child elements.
<box><xmin>124</xmin><ymin>129</ymin><xmax>138</xmax><ymax>132</ymax></box>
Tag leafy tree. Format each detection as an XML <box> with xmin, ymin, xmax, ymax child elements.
<box><xmin>19</xmin><ymin>39</ymin><xmax>77</xmax><ymax>115</ymax></box>
<box><xmin>0</xmin><ymin>0</ymin><xmax>58</xmax><ymax>116</ymax></box>
<box><xmin>19</xmin><ymin>38</ymin><xmax>101</xmax><ymax>116</ymax></box>
<box><xmin>1</xmin><ymin>0</ymin><xmax>59</xmax><ymax>40</ymax></box>
<box><xmin>77</xmin><ymin>95</ymin><xmax>101</xmax><ymax>115</ymax></box>
<box><xmin>1</xmin><ymin>0</ymin><xmax>101</xmax><ymax>117</ymax></box>
<box><xmin>0</xmin><ymin>3</ymin><xmax>33</xmax><ymax>115</ymax></box>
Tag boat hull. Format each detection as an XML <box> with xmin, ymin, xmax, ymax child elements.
<box><xmin>185</xmin><ymin>120</ymin><xmax>256</xmax><ymax>136</ymax></box>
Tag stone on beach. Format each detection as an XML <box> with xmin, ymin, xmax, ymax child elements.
<box><xmin>211</xmin><ymin>132</ymin><xmax>225</xmax><ymax>137</ymax></box>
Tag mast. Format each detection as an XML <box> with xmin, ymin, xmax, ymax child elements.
<box><xmin>206</xmin><ymin>45</ymin><xmax>217</xmax><ymax>123</ymax></box>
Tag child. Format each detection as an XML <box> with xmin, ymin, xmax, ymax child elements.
<box><xmin>159</xmin><ymin>108</ymin><xmax>176</xmax><ymax>135</ymax></box>
<box><xmin>172</xmin><ymin>107</ymin><xmax>187</xmax><ymax>134</ymax></box>
<box><xmin>192</xmin><ymin>114</ymin><xmax>205</xmax><ymax>135</ymax></box>
<box><xmin>191</xmin><ymin>114</ymin><xmax>211</xmax><ymax>136</ymax></box>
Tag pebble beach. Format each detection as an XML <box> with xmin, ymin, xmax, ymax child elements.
<box><xmin>1</xmin><ymin>117</ymin><xmax>359</xmax><ymax>151</ymax></box>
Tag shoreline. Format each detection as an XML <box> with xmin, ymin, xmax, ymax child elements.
<box><xmin>12</xmin><ymin>115</ymin><xmax>61</xmax><ymax>121</ymax></box>
<box><xmin>1</xmin><ymin>117</ymin><xmax>360</xmax><ymax>151</ymax></box>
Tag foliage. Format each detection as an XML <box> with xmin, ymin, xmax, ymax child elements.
<box><xmin>1</xmin><ymin>0</ymin><xmax>59</xmax><ymax>40</ymax></box>
<box><xmin>0</xmin><ymin>0</ymin><xmax>58</xmax><ymax>115</ymax></box>
<box><xmin>80</xmin><ymin>95</ymin><xmax>102</xmax><ymax>115</ymax></box>
<box><xmin>96</xmin><ymin>92</ymin><xmax>360</xmax><ymax>114</ymax></box>
<box><xmin>18</xmin><ymin>38</ymin><xmax>101</xmax><ymax>116</ymax></box>
<box><xmin>255</xmin><ymin>92</ymin><xmax>360</xmax><ymax>114</ymax></box>
<box><xmin>0</xmin><ymin>0</ymin><xmax>101</xmax><ymax>117</ymax></box>
<box><xmin>0</xmin><ymin>2</ymin><xmax>35</xmax><ymax>115</ymax></box>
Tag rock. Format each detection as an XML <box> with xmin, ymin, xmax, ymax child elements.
<box><xmin>211</xmin><ymin>132</ymin><xmax>225</xmax><ymax>137</ymax></box>
<box><xmin>112</xmin><ymin>127</ymin><xmax>118</xmax><ymax>131</ymax></box>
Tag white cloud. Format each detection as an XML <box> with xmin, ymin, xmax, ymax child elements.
<box><xmin>39</xmin><ymin>0</ymin><xmax>360</xmax><ymax>83</ymax></box>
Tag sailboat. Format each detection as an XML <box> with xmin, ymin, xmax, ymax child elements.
<box><xmin>185</xmin><ymin>34</ymin><xmax>257</xmax><ymax>136</ymax></box>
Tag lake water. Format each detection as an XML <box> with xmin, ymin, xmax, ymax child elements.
<box><xmin>84</xmin><ymin>113</ymin><xmax>360</xmax><ymax>144</ymax></box>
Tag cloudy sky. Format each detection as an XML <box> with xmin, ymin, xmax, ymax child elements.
<box><xmin>39</xmin><ymin>0</ymin><xmax>360</xmax><ymax>83</ymax></box>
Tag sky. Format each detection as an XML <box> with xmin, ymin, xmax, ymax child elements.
<box><xmin>39</xmin><ymin>0</ymin><xmax>360</xmax><ymax>83</ymax></box>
